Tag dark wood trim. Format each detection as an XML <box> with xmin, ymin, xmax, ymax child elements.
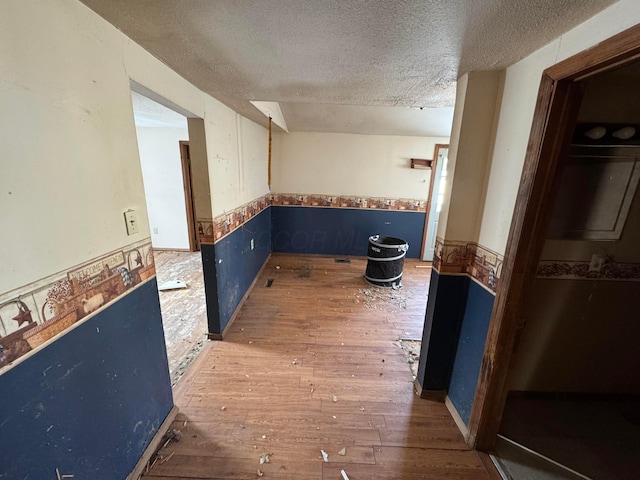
<box><xmin>126</xmin><ymin>405</ymin><xmax>179</xmax><ymax>480</ymax></box>
<box><xmin>477</xmin><ymin>452</ymin><xmax>504</xmax><ymax>480</ymax></box>
<box><xmin>467</xmin><ymin>23</ymin><xmax>640</xmax><ymax>451</ymax></box>
<box><xmin>546</xmin><ymin>23</ymin><xmax>640</xmax><ymax>81</ymax></box>
<box><xmin>419</xmin><ymin>144</ymin><xmax>447</xmax><ymax>259</ymax></box>
<box><xmin>179</xmin><ymin>141</ymin><xmax>199</xmax><ymax>252</ymax></box>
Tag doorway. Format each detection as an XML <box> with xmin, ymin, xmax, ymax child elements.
<box><xmin>466</xmin><ymin>22</ymin><xmax>640</xmax><ymax>469</ymax></box>
<box><xmin>130</xmin><ymin>89</ymin><xmax>208</xmax><ymax>386</ymax></box>
<box><xmin>421</xmin><ymin>143</ymin><xmax>449</xmax><ymax>261</ymax></box>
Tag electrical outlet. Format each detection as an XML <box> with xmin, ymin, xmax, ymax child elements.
<box><xmin>153</xmin><ymin>227</ymin><xmax>158</xmax><ymax>234</ymax></box>
<box><xmin>124</xmin><ymin>210</ymin><xmax>139</xmax><ymax>235</ymax></box>
<box><xmin>589</xmin><ymin>254</ymin><xmax>606</xmax><ymax>272</ymax></box>
<box><xmin>250</xmin><ymin>238</ymin><xmax>255</xmax><ymax>250</ymax></box>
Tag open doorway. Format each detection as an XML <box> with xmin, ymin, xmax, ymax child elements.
<box><xmin>493</xmin><ymin>60</ymin><xmax>640</xmax><ymax>480</ymax></box>
<box><xmin>421</xmin><ymin>144</ymin><xmax>449</xmax><ymax>262</ymax></box>
<box><xmin>462</xmin><ymin>23</ymin><xmax>640</xmax><ymax>480</ymax></box>
<box><xmin>130</xmin><ymin>90</ymin><xmax>208</xmax><ymax>386</ymax></box>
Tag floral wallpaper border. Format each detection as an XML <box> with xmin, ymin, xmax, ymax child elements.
<box><xmin>197</xmin><ymin>193</ymin><xmax>428</xmax><ymax>245</ymax></box>
<box><xmin>272</xmin><ymin>193</ymin><xmax>427</xmax><ymax>212</ymax></box>
<box><xmin>433</xmin><ymin>237</ymin><xmax>504</xmax><ymax>294</ymax></box>
<box><xmin>0</xmin><ymin>238</ymin><xmax>155</xmax><ymax>372</ymax></box>
<box><xmin>537</xmin><ymin>260</ymin><xmax>640</xmax><ymax>281</ymax></box>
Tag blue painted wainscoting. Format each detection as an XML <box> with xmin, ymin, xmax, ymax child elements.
<box><xmin>447</xmin><ymin>279</ymin><xmax>495</xmax><ymax>424</ymax></box>
<box><xmin>201</xmin><ymin>207</ymin><xmax>272</xmax><ymax>334</ymax></box>
<box><xmin>0</xmin><ymin>279</ymin><xmax>173</xmax><ymax>480</ymax></box>
<box><xmin>417</xmin><ymin>270</ymin><xmax>495</xmax><ymax>425</ymax></box>
<box><xmin>271</xmin><ymin>206</ymin><xmax>426</xmax><ymax>258</ymax></box>
<box><xmin>417</xmin><ymin>270</ymin><xmax>470</xmax><ymax>390</ymax></box>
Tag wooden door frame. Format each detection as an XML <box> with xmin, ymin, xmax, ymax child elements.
<box><xmin>419</xmin><ymin>143</ymin><xmax>448</xmax><ymax>260</ymax></box>
<box><xmin>467</xmin><ymin>23</ymin><xmax>640</xmax><ymax>451</ymax></box>
<box><xmin>179</xmin><ymin>141</ymin><xmax>199</xmax><ymax>252</ymax></box>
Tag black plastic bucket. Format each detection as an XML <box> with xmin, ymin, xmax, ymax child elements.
<box><xmin>364</xmin><ymin>235</ymin><xmax>409</xmax><ymax>287</ymax></box>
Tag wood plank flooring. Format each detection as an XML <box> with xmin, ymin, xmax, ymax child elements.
<box><xmin>153</xmin><ymin>250</ymin><xmax>208</xmax><ymax>383</ymax></box>
<box><xmin>145</xmin><ymin>254</ymin><xmax>495</xmax><ymax>479</ymax></box>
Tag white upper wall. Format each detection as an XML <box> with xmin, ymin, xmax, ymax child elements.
<box><xmin>136</xmin><ymin>126</ymin><xmax>190</xmax><ymax>250</ymax></box>
<box><xmin>272</xmin><ymin>132</ymin><xmax>449</xmax><ymax>199</ymax></box>
<box><xmin>0</xmin><ymin>0</ymin><xmax>268</xmax><ymax>294</ymax></box>
<box><xmin>479</xmin><ymin>0</ymin><xmax>640</xmax><ymax>254</ymax></box>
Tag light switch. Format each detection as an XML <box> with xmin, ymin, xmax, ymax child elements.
<box><xmin>124</xmin><ymin>210</ymin><xmax>139</xmax><ymax>235</ymax></box>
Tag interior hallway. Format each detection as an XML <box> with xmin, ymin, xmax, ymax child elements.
<box><xmin>153</xmin><ymin>250</ymin><xmax>208</xmax><ymax>385</ymax></box>
<box><xmin>144</xmin><ymin>255</ymin><xmax>498</xmax><ymax>479</ymax></box>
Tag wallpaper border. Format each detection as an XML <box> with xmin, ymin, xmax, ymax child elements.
<box><xmin>197</xmin><ymin>192</ymin><xmax>428</xmax><ymax>245</ymax></box>
<box><xmin>433</xmin><ymin>237</ymin><xmax>504</xmax><ymax>294</ymax></box>
<box><xmin>537</xmin><ymin>260</ymin><xmax>640</xmax><ymax>281</ymax></box>
<box><xmin>0</xmin><ymin>238</ymin><xmax>155</xmax><ymax>373</ymax></box>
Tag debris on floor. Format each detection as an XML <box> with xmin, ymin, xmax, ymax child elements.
<box><xmin>321</xmin><ymin>449</ymin><xmax>329</xmax><ymax>462</ymax></box>
<box><xmin>158</xmin><ymin>279</ymin><xmax>188</xmax><ymax>291</ymax></box>
<box><xmin>396</xmin><ymin>339</ymin><xmax>421</xmax><ymax>378</ymax></box>
<box><xmin>338</xmin><ymin>447</ymin><xmax>346</xmax><ymax>456</ymax></box>
<box><xmin>171</xmin><ymin>337</ymin><xmax>208</xmax><ymax>386</ymax></box>
<box><xmin>356</xmin><ymin>287</ymin><xmax>411</xmax><ymax>310</ymax></box>
<box><xmin>341</xmin><ymin>469</ymin><xmax>350</xmax><ymax>480</ymax></box>
<box><xmin>145</xmin><ymin>428</ymin><xmax>182</xmax><ymax>473</ymax></box>
<box><xmin>259</xmin><ymin>452</ymin><xmax>272</xmax><ymax>464</ymax></box>
<box><xmin>332</xmin><ymin>394</ymin><xmax>338</xmax><ymax>402</ymax></box>
<box><xmin>257</xmin><ymin>469</ymin><xmax>264</xmax><ymax>477</ymax></box>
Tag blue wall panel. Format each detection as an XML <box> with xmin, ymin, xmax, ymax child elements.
<box><xmin>271</xmin><ymin>206</ymin><xmax>425</xmax><ymax>258</ymax></box>
<box><xmin>417</xmin><ymin>270</ymin><xmax>469</xmax><ymax>390</ymax></box>
<box><xmin>0</xmin><ymin>279</ymin><xmax>173</xmax><ymax>480</ymax></box>
<box><xmin>202</xmin><ymin>208</ymin><xmax>271</xmax><ymax>334</ymax></box>
<box><xmin>447</xmin><ymin>279</ymin><xmax>495</xmax><ymax>424</ymax></box>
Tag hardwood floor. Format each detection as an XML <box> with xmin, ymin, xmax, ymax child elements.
<box><xmin>153</xmin><ymin>250</ymin><xmax>208</xmax><ymax>384</ymax></box>
<box><xmin>144</xmin><ymin>254</ymin><xmax>495</xmax><ymax>479</ymax></box>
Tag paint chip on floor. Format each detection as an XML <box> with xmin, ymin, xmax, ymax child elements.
<box><xmin>159</xmin><ymin>280</ymin><xmax>188</xmax><ymax>291</ymax></box>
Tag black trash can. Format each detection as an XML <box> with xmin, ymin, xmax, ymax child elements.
<box><xmin>364</xmin><ymin>235</ymin><xmax>409</xmax><ymax>287</ymax></box>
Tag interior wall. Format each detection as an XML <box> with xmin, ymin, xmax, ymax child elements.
<box><xmin>509</xmin><ymin>279</ymin><xmax>640</xmax><ymax>393</ymax></box>
<box><xmin>419</xmin><ymin>0</ymin><xmax>640</xmax><ymax>426</ymax></box>
<box><xmin>0</xmin><ymin>0</ymin><xmax>269</xmax><ymax>475</ymax></box>
<box><xmin>272</xmin><ymin>132</ymin><xmax>448</xmax><ymax>199</ymax></box>
<box><xmin>478</xmin><ymin>0</ymin><xmax>640</xmax><ymax>256</ymax></box>
<box><xmin>270</xmin><ymin>132</ymin><xmax>446</xmax><ymax>257</ymax></box>
<box><xmin>187</xmin><ymin>117</ymin><xmax>213</xmax><ymax>225</ymax></box>
<box><xmin>136</xmin><ymin>126</ymin><xmax>190</xmax><ymax>250</ymax></box>
<box><xmin>508</xmin><ymin>65</ymin><xmax>640</xmax><ymax>394</ymax></box>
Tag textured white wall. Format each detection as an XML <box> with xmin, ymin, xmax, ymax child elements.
<box><xmin>136</xmin><ymin>127</ymin><xmax>190</xmax><ymax>249</ymax></box>
<box><xmin>0</xmin><ymin>0</ymin><xmax>268</xmax><ymax>294</ymax></box>
<box><xmin>272</xmin><ymin>132</ymin><xmax>449</xmax><ymax>199</ymax></box>
<box><xmin>478</xmin><ymin>0</ymin><xmax>640</xmax><ymax>254</ymax></box>
<box><xmin>436</xmin><ymin>71</ymin><xmax>503</xmax><ymax>243</ymax></box>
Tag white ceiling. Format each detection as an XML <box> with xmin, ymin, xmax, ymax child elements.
<box><xmin>81</xmin><ymin>0</ymin><xmax>617</xmax><ymax>136</ymax></box>
<box><xmin>131</xmin><ymin>91</ymin><xmax>188</xmax><ymax>129</ymax></box>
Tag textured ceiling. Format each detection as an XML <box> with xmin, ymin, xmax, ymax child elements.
<box><xmin>131</xmin><ymin>91</ymin><xmax>188</xmax><ymax>128</ymax></box>
<box><xmin>80</xmin><ymin>0</ymin><xmax>617</xmax><ymax>135</ymax></box>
